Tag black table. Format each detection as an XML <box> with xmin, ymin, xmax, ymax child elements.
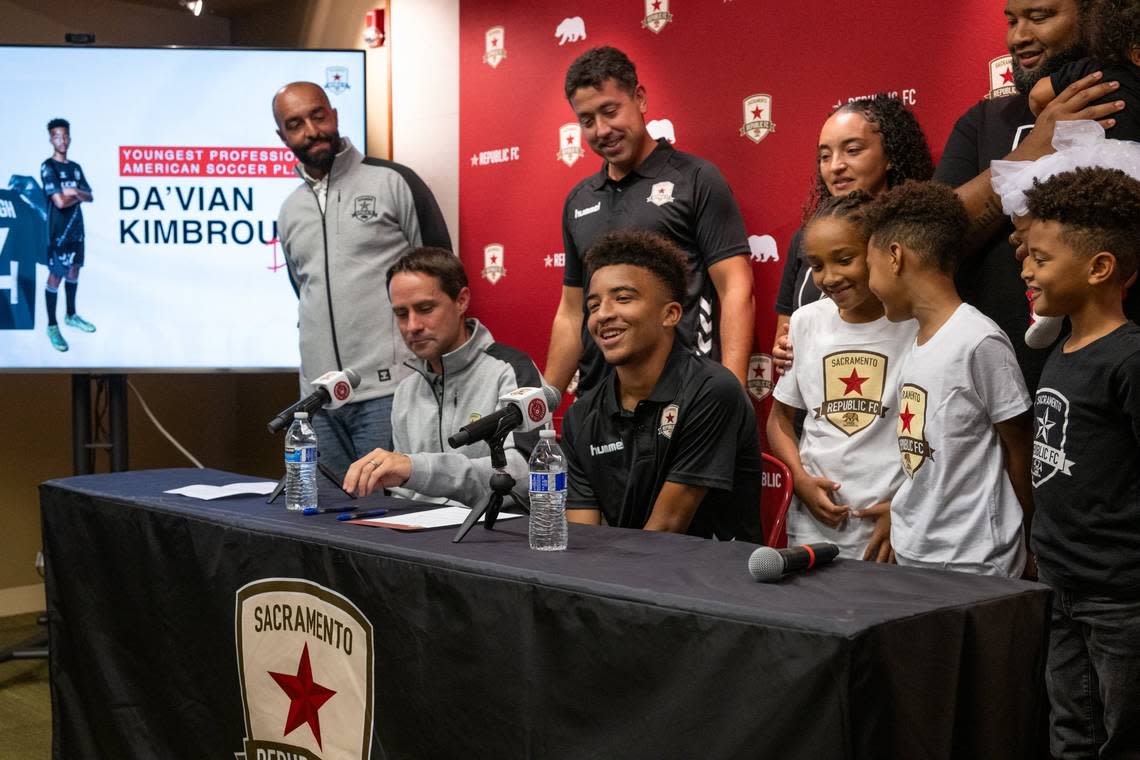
<box><xmin>41</xmin><ymin>469</ymin><xmax>1049</xmax><ymax>759</ymax></box>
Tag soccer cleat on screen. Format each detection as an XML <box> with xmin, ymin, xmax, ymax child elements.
<box><xmin>65</xmin><ymin>313</ymin><xmax>96</xmax><ymax>333</ymax></box>
<box><xmin>47</xmin><ymin>325</ymin><xmax>69</xmax><ymax>352</ymax></box>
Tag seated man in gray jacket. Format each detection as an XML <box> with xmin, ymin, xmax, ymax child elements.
<box><xmin>342</xmin><ymin>247</ymin><xmax>541</xmax><ymax>507</ymax></box>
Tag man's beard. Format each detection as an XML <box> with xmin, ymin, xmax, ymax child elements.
<box><xmin>1012</xmin><ymin>43</ymin><xmax>1087</xmax><ymax>95</ymax></box>
<box><xmin>292</xmin><ymin>133</ymin><xmax>341</xmax><ymax>173</ymax></box>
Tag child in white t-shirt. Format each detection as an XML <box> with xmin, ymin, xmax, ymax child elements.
<box><xmin>767</xmin><ymin>191</ymin><xmax>916</xmax><ymax>560</ymax></box>
<box><xmin>864</xmin><ymin>181</ymin><xmax>1034</xmax><ymax>577</ymax></box>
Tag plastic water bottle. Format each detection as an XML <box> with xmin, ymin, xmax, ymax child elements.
<box><xmin>284</xmin><ymin>411</ymin><xmax>318</xmax><ymax>511</ymax></box>
<box><xmin>528</xmin><ymin>428</ymin><xmax>567</xmax><ymax>551</ymax></box>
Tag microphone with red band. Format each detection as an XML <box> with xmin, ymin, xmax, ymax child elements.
<box><xmin>448</xmin><ymin>385</ymin><xmax>560</xmax><ymax>448</ymax></box>
<box><xmin>747</xmin><ymin>542</ymin><xmax>840</xmax><ymax>582</ymax></box>
<box><xmin>267</xmin><ymin>368</ymin><xmax>361</xmax><ymax>433</ymax></box>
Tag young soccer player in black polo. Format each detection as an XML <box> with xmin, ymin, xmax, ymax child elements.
<box><xmin>544</xmin><ymin>46</ymin><xmax>754</xmax><ymax>397</ymax></box>
<box><xmin>561</xmin><ymin>230</ymin><xmax>763</xmax><ymax>541</ymax></box>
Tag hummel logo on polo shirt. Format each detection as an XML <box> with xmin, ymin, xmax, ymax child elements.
<box><xmin>574</xmin><ymin>201</ymin><xmax>601</xmax><ymax>219</ymax></box>
<box><xmin>589</xmin><ymin>440</ymin><xmax>624</xmax><ymax>456</ymax></box>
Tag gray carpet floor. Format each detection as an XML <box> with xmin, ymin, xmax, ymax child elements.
<box><xmin>0</xmin><ymin>613</ymin><xmax>51</xmax><ymax>759</ymax></box>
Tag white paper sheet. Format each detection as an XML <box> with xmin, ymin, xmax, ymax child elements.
<box><xmin>164</xmin><ymin>482</ymin><xmax>278</xmax><ymax>500</ymax></box>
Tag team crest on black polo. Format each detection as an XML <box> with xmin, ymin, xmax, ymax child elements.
<box><xmin>814</xmin><ymin>351</ymin><xmax>889</xmax><ymax>437</ymax></box>
<box><xmin>234</xmin><ymin>578</ymin><xmax>373</xmax><ymax>760</ymax></box>
<box><xmin>897</xmin><ymin>383</ymin><xmax>935</xmax><ymax>477</ymax></box>
<box><xmin>1032</xmin><ymin>387</ymin><xmax>1076</xmax><ymax>487</ymax></box>
<box><xmin>351</xmin><ymin>196</ymin><xmax>377</xmax><ymax>221</ymax></box>
<box><xmin>659</xmin><ymin>403</ymin><xmax>679</xmax><ymax>438</ymax></box>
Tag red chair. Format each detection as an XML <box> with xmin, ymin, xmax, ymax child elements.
<box><xmin>760</xmin><ymin>452</ymin><xmax>793</xmax><ymax>548</ymax></box>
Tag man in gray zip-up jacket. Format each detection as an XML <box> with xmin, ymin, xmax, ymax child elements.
<box><xmin>274</xmin><ymin>82</ymin><xmax>451</xmax><ymax>479</ymax></box>
<box><xmin>343</xmin><ymin>248</ymin><xmax>541</xmax><ymax>508</ymax></box>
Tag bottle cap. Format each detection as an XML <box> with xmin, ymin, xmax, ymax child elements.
<box><xmin>294</xmin><ymin>412</ymin><xmax>309</xmax><ymax>420</ymax></box>
<box><xmin>540</xmin><ymin>429</ymin><xmax>556</xmax><ymax>439</ymax></box>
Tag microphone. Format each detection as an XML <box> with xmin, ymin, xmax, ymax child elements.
<box><xmin>747</xmin><ymin>543</ymin><xmax>840</xmax><ymax>582</ymax></box>
<box><xmin>448</xmin><ymin>385</ymin><xmax>561</xmax><ymax>448</ymax></box>
<box><xmin>267</xmin><ymin>368</ymin><xmax>361</xmax><ymax>433</ymax></box>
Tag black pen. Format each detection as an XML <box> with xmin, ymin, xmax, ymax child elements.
<box><xmin>302</xmin><ymin>505</ymin><xmax>357</xmax><ymax>516</ymax></box>
<box><xmin>338</xmin><ymin>508</ymin><xmax>388</xmax><ymax>521</ymax></box>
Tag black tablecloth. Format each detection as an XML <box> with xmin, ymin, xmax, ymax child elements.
<box><xmin>41</xmin><ymin>468</ymin><xmax>1050</xmax><ymax>759</ymax></box>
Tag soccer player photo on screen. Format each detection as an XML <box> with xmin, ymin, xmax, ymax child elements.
<box><xmin>40</xmin><ymin>117</ymin><xmax>95</xmax><ymax>352</ymax></box>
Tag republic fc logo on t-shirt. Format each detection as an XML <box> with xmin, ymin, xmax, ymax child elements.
<box><xmin>1032</xmin><ymin>387</ymin><xmax>1076</xmax><ymax>487</ymax></box>
<box><xmin>813</xmin><ymin>351</ymin><xmax>889</xmax><ymax>436</ymax></box>
<box><xmin>898</xmin><ymin>383</ymin><xmax>936</xmax><ymax>477</ymax></box>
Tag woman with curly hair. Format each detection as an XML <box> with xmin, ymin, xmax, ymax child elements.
<box><xmin>772</xmin><ymin>95</ymin><xmax>933</xmax><ymax>372</ymax></box>
<box><xmin>1029</xmin><ymin>0</ymin><xmax>1140</xmax><ymax>140</ymax></box>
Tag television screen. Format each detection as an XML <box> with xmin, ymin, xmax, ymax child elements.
<box><xmin>0</xmin><ymin>45</ymin><xmax>366</xmax><ymax>371</ymax></box>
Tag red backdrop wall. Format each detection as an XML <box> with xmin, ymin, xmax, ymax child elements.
<box><xmin>458</xmin><ymin>0</ymin><xmax>1013</xmax><ymax>432</ymax></box>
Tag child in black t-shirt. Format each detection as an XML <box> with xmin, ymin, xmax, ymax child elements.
<box><xmin>1029</xmin><ymin>0</ymin><xmax>1139</xmax><ymax>140</ymax></box>
<box><xmin>1021</xmin><ymin>166</ymin><xmax>1140</xmax><ymax>759</ymax></box>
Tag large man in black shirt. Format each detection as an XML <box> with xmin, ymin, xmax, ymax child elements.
<box><xmin>40</xmin><ymin>118</ymin><xmax>95</xmax><ymax>353</ymax></box>
<box><xmin>935</xmin><ymin>0</ymin><xmax>1123</xmax><ymax>390</ymax></box>
<box><xmin>562</xmin><ymin>230</ymin><xmax>762</xmax><ymax>542</ymax></box>
<box><xmin>544</xmin><ymin>46</ymin><xmax>754</xmax><ymax>398</ymax></box>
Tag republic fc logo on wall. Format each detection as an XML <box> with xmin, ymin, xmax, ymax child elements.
<box><xmin>987</xmin><ymin>54</ymin><xmax>1017</xmax><ymax>99</ymax></box>
<box><xmin>483</xmin><ymin>26</ymin><xmax>506</xmax><ymax>68</ymax></box>
<box><xmin>482</xmin><ymin>243</ymin><xmax>506</xmax><ymax>284</ymax></box>
<box><xmin>813</xmin><ymin>351</ymin><xmax>889</xmax><ymax>436</ymax></box>
<box><xmin>740</xmin><ymin>94</ymin><xmax>775</xmax><ymax>143</ymax></box>
<box><xmin>557</xmin><ymin>123</ymin><xmax>585</xmax><ymax>167</ymax></box>
<box><xmin>642</xmin><ymin>0</ymin><xmax>673</xmax><ymax>33</ymax></box>
<box><xmin>234</xmin><ymin>579</ymin><xmax>374</xmax><ymax>760</ymax></box>
<box><xmin>897</xmin><ymin>383</ymin><xmax>936</xmax><ymax>477</ymax></box>
<box><xmin>747</xmin><ymin>353</ymin><xmax>774</xmax><ymax>402</ymax></box>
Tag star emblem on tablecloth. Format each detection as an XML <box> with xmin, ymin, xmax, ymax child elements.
<box><xmin>268</xmin><ymin>643</ymin><xmax>337</xmax><ymax>749</ymax></box>
<box><xmin>899</xmin><ymin>403</ymin><xmax>914</xmax><ymax>433</ymax></box>
<box><xmin>840</xmin><ymin>368</ymin><xmax>868</xmax><ymax>396</ymax></box>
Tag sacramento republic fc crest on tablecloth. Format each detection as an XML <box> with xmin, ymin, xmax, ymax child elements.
<box><xmin>234</xmin><ymin>578</ymin><xmax>374</xmax><ymax>760</ymax></box>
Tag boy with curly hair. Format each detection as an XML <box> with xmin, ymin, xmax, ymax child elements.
<box><xmin>864</xmin><ymin>181</ymin><xmax>1035</xmax><ymax>577</ymax></box>
<box><xmin>1021</xmin><ymin>166</ymin><xmax>1140</xmax><ymax>758</ymax></box>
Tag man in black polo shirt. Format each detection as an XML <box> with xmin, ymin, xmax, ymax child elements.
<box><xmin>936</xmin><ymin>0</ymin><xmax>1125</xmax><ymax>390</ymax></box>
<box><xmin>562</xmin><ymin>230</ymin><xmax>763</xmax><ymax>541</ymax></box>
<box><xmin>544</xmin><ymin>46</ymin><xmax>754</xmax><ymax>397</ymax></box>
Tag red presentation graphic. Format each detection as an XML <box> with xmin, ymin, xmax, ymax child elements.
<box><xmin>459</xmin><ymin>0</ymin><xmax>1007</xmax><ymax>439</ymax></box>
<box><xmin>119</xmin><ymin>146</ymin><xmax>298</xmax><ymax>177</ymax></box>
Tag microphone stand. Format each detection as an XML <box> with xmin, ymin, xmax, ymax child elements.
<box><xmin>453</xmin><ymin>421</ymin><xmax>528</xmax><ymax>543</ymax></box>
<box><xmin>266</xmin><ymin>460</ymin><xmax>353</xmax><ymax>504</ymax></box>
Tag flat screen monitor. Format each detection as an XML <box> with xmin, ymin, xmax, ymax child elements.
<box><xmin>0</xmin><ymin>45</ymin><xmax>366</xmax><ymax>371</ymax></box>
